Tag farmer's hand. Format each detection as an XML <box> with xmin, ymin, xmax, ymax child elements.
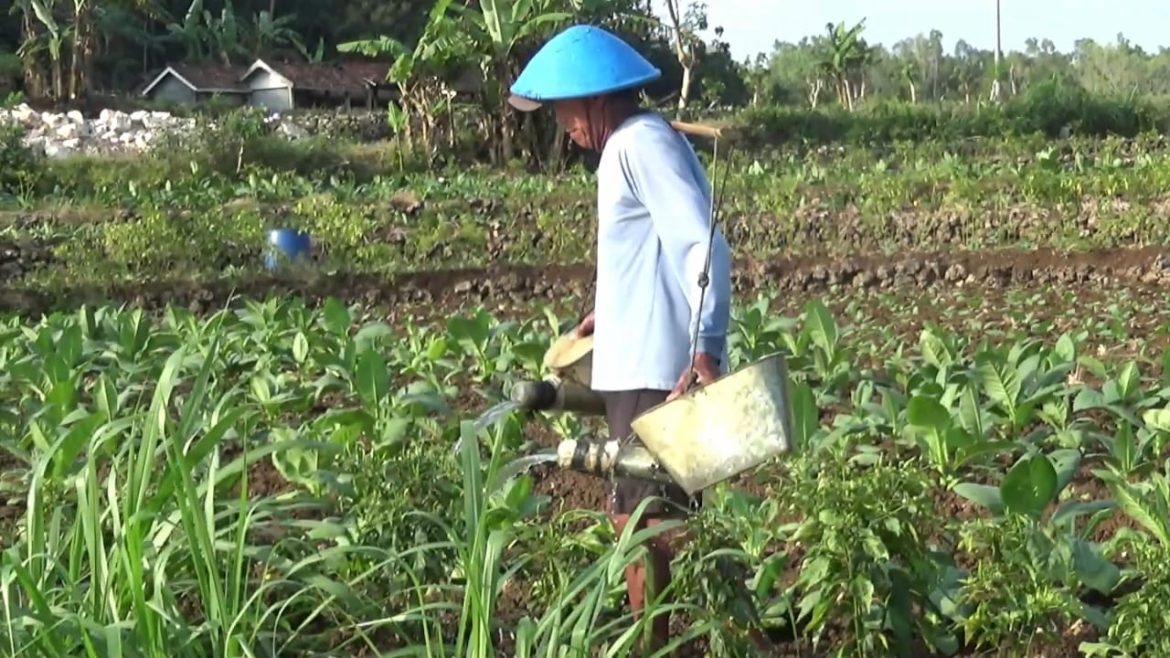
<box><xmin>575</xmin><ymin>311</ymin><xmax>595</xmax><ymax>338</ymax></box>
<box><xmin>667</xmin><ymin>352</ymin><xmax>720</xmax><ymax>401</ymax></box>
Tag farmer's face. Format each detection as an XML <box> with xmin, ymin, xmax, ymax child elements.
<box><xmin>554</xmin><ymin>98</ymin><xmax>593</xmax><ymax>149</ymax></box>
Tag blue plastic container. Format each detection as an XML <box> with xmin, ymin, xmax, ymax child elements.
<box><xmin>265</xmin><ymin>228</ymin><xmax>311</xmax><ymax>270</ymax></box>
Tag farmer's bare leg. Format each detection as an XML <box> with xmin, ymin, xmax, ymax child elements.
<box><xmin>610</xmin><ymin>512</ymin><xmax>677</xmax><ymax>652</ymax></box>
<box><xmin>603</xmin><ymin>389</ymin><xmax>698</xmax><ymax>655</ymax></box>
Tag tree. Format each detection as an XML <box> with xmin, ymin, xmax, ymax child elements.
<box><xmin>662</xmin><ymin>0</ymin><xmax>704</xmax><ymax>117</ymax></box>
<box><xmin>819</xmin><ymin>19</ymin><xmax>869</xmax><ymax>110</ymax></box>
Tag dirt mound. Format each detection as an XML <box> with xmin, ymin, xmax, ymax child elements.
<box><xmin>0</xmin><ymin>238</ymin><xmax>55</xmax><ymax>284</ymax></box>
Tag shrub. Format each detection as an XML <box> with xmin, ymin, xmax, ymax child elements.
<box><xmin>734</xmin><ymin>87</ymin><xmax>1170</xmax><ymax>150</ymax></box>
<box><xmin>0</xmin><ymin>122</ymin><xmax>41</xmax><ymax>197</ymax></box>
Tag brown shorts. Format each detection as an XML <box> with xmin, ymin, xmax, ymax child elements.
<box><xmin>603</xmin><ymin>389</ymin><xmax>703</xmax><ymax>518</ymax></box>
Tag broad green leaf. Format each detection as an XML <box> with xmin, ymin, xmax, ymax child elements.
<box><xmin>802</xmin><ymin>299</ymin><xmax>838</xmax><ymax>357</ymax></box>
<box><xmin>293</xmin><ymin>332</ymin><xmax>309</xmax><ymax>362</ymax></box>
<box><xmin>907</xmin><ymin>395</ymin><xmax>950</xmax><ymax>433</ymax></box>
<box><xmin>1072</xmin><ymin>387</ymin><xmax>1104</xmax><ymax>411</ymax></box>
<box><xmin>378</xmin><ymin>417</ymin><xmax>411</xmax><ymax>447</ymax></box>
<box><xmin>919</xmin><ymin>328</ymin><xmax>953</xmax><ymax>369</ymax></box>
<box><xmin>1048</xmin><ymin>448</ymin><xmax>1082</xmax><ymax>494</ymax></box>
<box><xmin>1052</xmin><ymin>500</ymin><xmax>1117</xmax><ymax>526</ymax></box>
<box><xmin>426</xmin><ymin>337</ymin><xmax>448</xmax><ymax>361</ymax></box>
<box><xmin>978</xmin><ymin>359</ymin><xmax>1021</xmax><ymax>416</ymax></box>
<box><xmin>355</xmin><ymin>350</ymin><xmax>390</xmax><ymax>405</ymax></box>
<box><xmin>1054</xmin><ymin>333</ymin><xmax>1076</xmax><ymax>364</ymax></box>
<box><xmin>957</xmin><ymin>385</ymin><xmax>985</xmax><ymax>439</ymax></box>
<box><xmin>1143</xmin><ymin>407</ymin><xmax>1170</xmax><ymax>433</ymax></box>
<box><xmin>94</xmin><ymin>372</ymin><xmax>119</xmax><ymax>420</ymax></box>
<box><xmin>789</xmin><ymin>381</ymin><xmax>817</xmax><ymax>450</ymax></box>
<box><xmin>1117</xmin><ymin>361</ymin><xmax>1140</xmax><ymax>401</ymax></box>
<box><xmin>1001</xmin><ymin>453</ymin><xmax>1057</xmax><ymax>518</ymax></box>
<box><xmin>956</xmin><ymin>440</ymin><xmax>1013</xmax><ymax>467</ymax></box>
<box><xmin>1070</xmin><ymin>539</ymin><xmax>1121</xmax><ymax>594</ymax></box>
<box><xmin>1101</xmin><ymin>473</ymin><xmax>1170</xmax><ymax>546</ymax></box>
<box><xmin>322</xmin><ymin>297</ymin><xmax>351</xmax><ymax>335</ymax></box>
<box><xmin>354</xmin><ymin>322</ymin><xmax>393</xmax><ymax>351</ymax></box>
<box><xmin>952</xmin><ymin>483</ymin><xmax>1003</xmax><ymax>513</ymax></box>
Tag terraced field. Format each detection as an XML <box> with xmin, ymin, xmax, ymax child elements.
<box><xmin>3</xmin><ymin>119</ymin><xmax>1170</xmax><ymax>658</ymax></box>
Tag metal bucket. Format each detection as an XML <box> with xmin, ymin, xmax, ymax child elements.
<box><xmin>543</xmin><ymin>332</ymin><xmax>593</xmax><ymax>385</ymax></box>
<box><xmin>265</xmin><ymin>228</ymin><xmax>312</xmax><ymax>270</ymax></box>
<box><xmin>630</xmin><ymin>352</ymin><xmax>796</xmax><ymax>495</ymax></box>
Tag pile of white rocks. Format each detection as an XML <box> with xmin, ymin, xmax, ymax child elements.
<box><xmin>0</xmin><ymin>103</ymin><xmax>196</xmax><ymax>157</ymax></box>
<box><xmin>0</xmin><ymin>103</ymin><xmax>311</xmax><ymax>158</ymax></box>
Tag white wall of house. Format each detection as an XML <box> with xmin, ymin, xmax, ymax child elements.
<box><xmin>246</xmin><ymin>69</ymin><xmax>294</xmax><ymax>112</ymax></box>
<box><xmin>149</xmin><ymin>76</ymin><xmax>197</xmax><ymax>105</ymax></box>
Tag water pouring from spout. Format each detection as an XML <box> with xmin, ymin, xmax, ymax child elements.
<box><xmin>454</xmin><ymin>398</ymin><xmax>524</xmax><ymax>455</ymax></box>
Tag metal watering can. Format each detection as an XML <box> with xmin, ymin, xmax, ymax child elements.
<box><xmin>512</xmin><ymin>334</ymin><xmax>798</xmax><ymax>495</ymax></box>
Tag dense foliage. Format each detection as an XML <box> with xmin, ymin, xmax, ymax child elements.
<box><xmin>4</xmin><ymin>4</ymin><xmax>1170</xmax><ymax>657</ymax></box>
<box><xmin>4</xmin><ymin>291</ymin><xmax>1170</xmax><ymax>656</ymax></box>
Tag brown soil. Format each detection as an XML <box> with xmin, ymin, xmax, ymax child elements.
<box><xmin>4</xmin><ymin>244</ymin><xmax>1170</xmax><ymax>319</ymax></box>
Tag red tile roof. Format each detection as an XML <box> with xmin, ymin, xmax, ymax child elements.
<box><xmin>170</xmin><ymin>63</ymin><xmax>249</xmax><ymax>91</ymax></box>
<box><xmin>140</xmin><ymin>64</ymin><xmax>249</xmax><ymax>94</ymax></box>
<box><xmin>245</xmin><ymin>60</ymin><xmax>392</xmax><ymax>94</ymax></box>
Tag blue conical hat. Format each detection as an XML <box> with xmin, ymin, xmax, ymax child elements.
<box><xmin>509</xmin><ymin>24</ymin><xmax>661</xmax><ymax>111</ymax></box>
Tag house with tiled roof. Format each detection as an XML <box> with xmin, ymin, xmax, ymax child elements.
<box><xmin>139</xmin><ymin>64</ymin><xmax>250</xmax><ymax>106</ymax></box>
<box><xmin>139</xmin><ymin>57</ymin><xmax>486</xmax><ymax>112</ymax></box>
<box><xmin>139</xmin><ymin>59</ymin><xmax>400</xmax><ymax>112</ymax></box>
<box><xmin>239</xmin><ymin>58</ymin><xmax>394</xmax><ymax>111</ymax></box>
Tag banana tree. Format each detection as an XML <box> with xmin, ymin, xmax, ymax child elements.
<box><xmin>901</xmin><ymin>60</ymin><xmax>919</xmax><ymax>103</ymax></box>
<box><xmin>339</xmin><ymin>0</ymin><xmax>469</xmax><ymax>165</ymax></box>
<box><xmin>448</xmin><ymin>0</ymin><xmax>574</xmax><ymax>163</ymax></box>
<box><xmin>11</xmin><ymin>0</ymin><xmax>48</xmax><ymax>98</ymax></box>
<box><xmin>819</xmin><ymin>19</ymin><xmax>869</xmax><ymax>111</ymax></box>
<box><xmin>164</xmin><ymin>0</ymin><xmax>253</xmax><ymax>66</ymax></box>
<box><xmin>251</xmin><ymin>9</ymin><xmax>306</xmax><ymax>58</ymax></box>
<box><xmin>15</xmin><ymin>0</ymin><xmax>67</xmax><ymax>100</ymax></box>
<box><xmin>68</xmin><ymin>0</ymin><xmax>93</xmax><ymax>98</ymax></box>
<box><xmin>164</xmin><ymin>0</ymin><xmax>213</xmax><ymax>62</ymax></box>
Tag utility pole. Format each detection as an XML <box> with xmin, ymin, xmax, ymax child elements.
<box><xmin>994</xmin><ymin>0</ymin><xmax>1002</xmax><ymax>69</ymax></box>
<box><xmin>990</xmin><ymin>0</ymin><xmax>1003</xmax><ymax>102</ymax></box>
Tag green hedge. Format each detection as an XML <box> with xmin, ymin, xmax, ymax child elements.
<box><xmin>734</xmin><ymin>82</ymin><xmax>1170</xmax><ymax>148</ymax></box>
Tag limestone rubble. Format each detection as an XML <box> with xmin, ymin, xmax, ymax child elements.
<box><xmin>0</xmin><ymin>103</ymin><xmax>367</xmax><ymax>158</ymax></box>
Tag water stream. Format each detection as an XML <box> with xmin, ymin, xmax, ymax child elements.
<box><xmin>476</xmin><ymin>399</ymin><xmax>523</xmax><ymax>431</ymax></box>
<box><xmin>488</xmin><ymin>449</ymin><xmax>559</xmax><ymax>493</ymax></box>
<box><xmin>454</xmin><ymin>399</ymin><xmax>561</xmax><ymax>491</ymax></box>
<box><xmin>453</xmin><ymin>399</ymin><xmax>524</xmax><ymax>454</ymax></box>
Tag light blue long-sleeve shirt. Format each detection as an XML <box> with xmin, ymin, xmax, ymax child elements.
<box><xmin>589</xmin><ymin>112</ymin><xmax>732</xmax><ymax>392</ymax></box>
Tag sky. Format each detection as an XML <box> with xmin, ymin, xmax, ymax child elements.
<box><xmin>651</xmin><ymin>1</ymin><xmax>1170</xmax><ymax>62</ymax></box>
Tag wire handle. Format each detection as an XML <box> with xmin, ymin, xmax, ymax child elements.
<box><xmin>677</xmin><ymin>121</ymin><xmax>733</xmax><ymax>395</ymax></box>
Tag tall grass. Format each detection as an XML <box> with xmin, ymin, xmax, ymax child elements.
<box><xmin>0</xmin><ymin>301</ymin><xmax>720</xmax><ymax>657</ymax></box>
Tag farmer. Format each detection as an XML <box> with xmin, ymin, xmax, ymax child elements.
<box><xmin>508</xmin><ymin>24</ymin><xmax>732</xmax><ymax>653</ymax></box>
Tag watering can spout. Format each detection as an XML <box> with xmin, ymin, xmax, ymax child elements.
<box><xmin>554</xmin><ymin>438</ymin><xmax>676</xmax><ymax>485</ymax></box>
<box><xmin>510</xmin><ymin>331</ymin><xmax>605</xmax><ymax>416</ymax></box>
<box><xmin>511</xmin><ymin>378</ymin><xmax>606</xmax><ymax>416</ymax></box>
